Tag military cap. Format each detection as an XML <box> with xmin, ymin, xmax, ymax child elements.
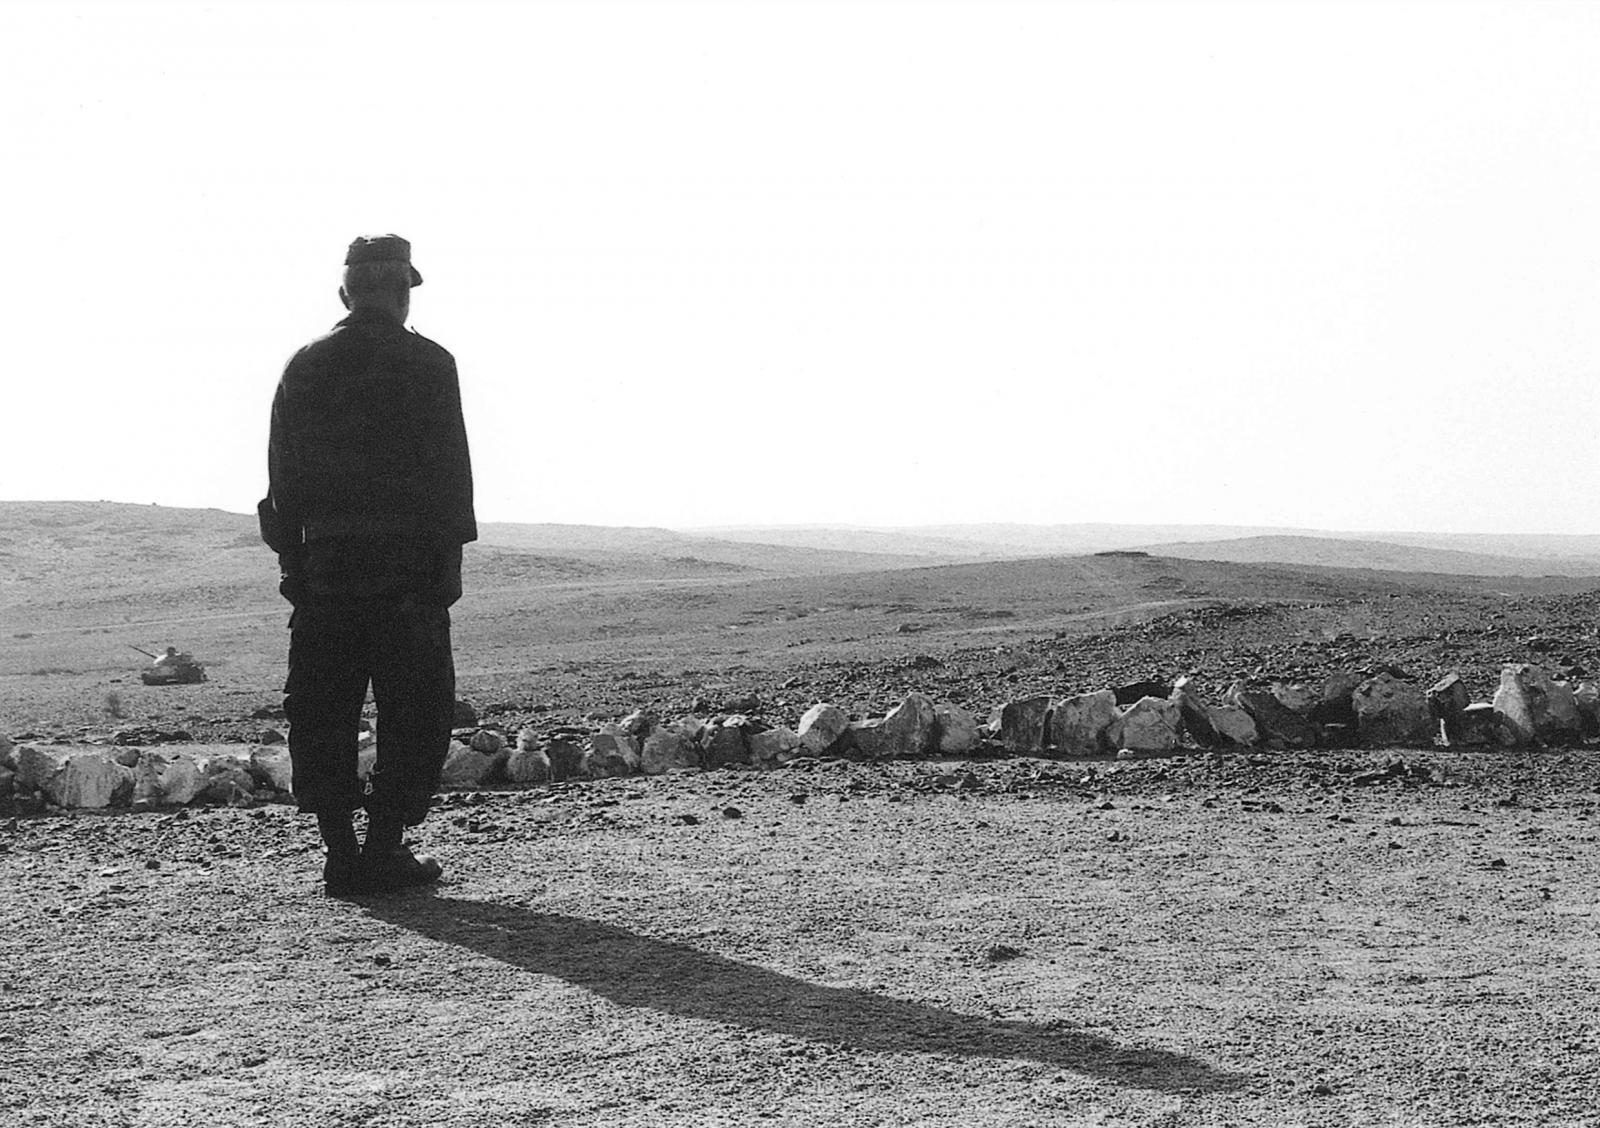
<box><xmin>344</xmin><ymin>234</ymin><xmax>423</xmax><ymax>286</ymax></box>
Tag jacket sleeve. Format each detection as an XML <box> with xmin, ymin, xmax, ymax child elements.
<box><xmin>261</xmin><ymin>375</ymin><xmax>304</xmax><ymax>552</ymax></box>
<box><xmin>429</xmin><ymin>542</ymin><xmax>465</xmax><ymax>607</ymax></box>
<box><xmin>431</xmin><ymin>346</ymin><xmax>477</xmax><ymax>545</ymax></box>
<box><xmin>262</xmin><ymin>368</ymin><xmax>308</xmax><ymax>602</ymax></box>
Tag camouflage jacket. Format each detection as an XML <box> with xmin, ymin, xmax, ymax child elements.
<box><xmin>261</xmin><ymin>308</ymin><xmax>476</xmax><ymax>602</ymax></box>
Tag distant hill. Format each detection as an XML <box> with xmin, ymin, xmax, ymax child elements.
<box><xmin>684</xmin><ymin>525</ymin><xmax>1003</xmax><ymax>559</ymax></box>
<box><xmin>683</xmin><ymin>522</ymin><xmax>1377</xmax><ymax>559</ymax></box>
<box><xmin>678</xmin><ymin>522</ymin><xmax>1600</xmax><ymax>574</ymax></box>
<box><xmin>754</xmin><ymin>547</ymin><xmax>1600</xmax><ymax>614</ymax></box>
<box><xmin>474</xmin><ymin>522</ymin><xmax>953</xmax><ymax>574</ymax></box>
<box><xmin>0</xmin><ymin>500</ymin><xmax>266</xmax><ymax>600</ymax></box>
<box><xmin>691</xmin><ymin>522</ymin><xmax>1294</xmax><ymax>558</ymax></box>
<box><xmin>0</xmin><ymin>503</ymin><xmax>968</xmax><ymax>617</ymax></box>
<box><xmin>1353</xmin><ymin>531</ymin><xmax>1600</xmax><ymax>560</ymax></box>
<box><xmin>9</xmin><ymin>505</ymin><xmax>1600</xmax><ymax>623</ymax></box>
<box><xmin>894</xmin><ymin>522</ymin><xmax>1304</xmax><ymax>556</ymax></box>
<box><xmin>906</xmin><ymin>523</ymin><xmax>1600</xmax><ymax>562</ymax></box>
<box><xmin>1138</xmin><ymin>535</ymin><xmax>1600</xmax><ymax>578</ymax></box>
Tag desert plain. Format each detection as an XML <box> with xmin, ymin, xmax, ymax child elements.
<box><xmin>3</xmin><ymin>501</ymin><xmax>1600</xmax><ymax>1127</ymax></box>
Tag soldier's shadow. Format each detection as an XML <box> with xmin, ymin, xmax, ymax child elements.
<box><xmin>365</xmin><ymin>894</ymin><xmax>1245</xmax><ymax>1095</ymax></box>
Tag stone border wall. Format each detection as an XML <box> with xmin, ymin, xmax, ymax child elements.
<box><xmin>0</xmin><ymin>662</ymin><xmax>1591</xmax><ymax>812</ymax></box>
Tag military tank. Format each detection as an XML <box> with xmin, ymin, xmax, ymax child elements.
<box><xmin>132</xmin><ymin>646</ymin><xmax>208</xmax><ymax>685</ymax></box>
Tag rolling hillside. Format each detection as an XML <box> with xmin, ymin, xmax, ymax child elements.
<box><xmin>694</xmin><ymin>522</ymin><xmax>1600</xmax><ymax>573</ymax></box>
<box><xmin>1137</xmin><ymin>535</ymin><xmax>1600</xmax><ymax>577</ymax></box>
<box><xmin>475</xmin><ymin>522</ymin><xmax>953</xmax><ymax>574</ymax></box>
<box><xmin>0</xmin><ymin>503</ymin><xmax>963</xmax><ymax>619</ymax></box>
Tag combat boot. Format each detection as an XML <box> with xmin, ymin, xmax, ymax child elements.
<box><xmin>359</xmin><ymin>843</ymin><xmax>443</xmax><ymax>894</ymax></box>
<box><xmin>323</xmin><ymin>850</ymin><xmax>364</xmax><ymax>898</ymax></box>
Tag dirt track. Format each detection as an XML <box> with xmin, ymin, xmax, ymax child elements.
<box><xmin>5</xmin><ymin>750</ymin><xmax>1598</xmax><ymax>1127</ymax></box>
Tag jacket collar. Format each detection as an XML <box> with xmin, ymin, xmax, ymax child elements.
<box><xmin>336</xmin><ymin>307</ymin><xmax>404</xmax><ymax>329</ymax></box>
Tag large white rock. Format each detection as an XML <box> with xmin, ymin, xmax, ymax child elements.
<box><xmin>748</xmin><ymin>725</ymin><xmax>801</xmax><ymax>766</ymax></box>
<box><xmin>58</xmin><ymin>757</ymin><xmax>132</xmax><ymax>809</ymax></box>
<box><xmin>797</xmin><ymin>704</ymin><xmax>850</xmax><ymax>755</ymax></box>
<box><xmin>17</xmin><ymin>745</ymin><xmax>132</xmax><ymax>809</ymax></box>
<box><xmin>880</xmin><ymin>693</ymin><xmax>938</xmax><ymax>757</ymax></box>
<box><xmin>132</xmin><ymin>749</ymin><xmax>208</xmax><ymax>806</ymax></box>
<box><xmin>1493</xmin><ymin>664</ymin><xmax>1582</xmax><ymax>746</ymax></box>
<box><xmin>1107</xmin><ymin>697</ymin><xmax>1182</xmax><ymax>753</ymax></box>
<box><xmin>1316</xmin><ymin>672</ymin><xmax>1364</xmax><ymax>724</ymax></box>
<box><xmin>1226</xmin><ymin>684</ymin><xmax>1316</xmax><ymax>749</ymax></box>
<box><xmin>469</xmin><ymin>729</ymin><xmax>507</xmax><ymax>755</ymax></box>
<box><xmin>641</xmin><ymin>727</ymin><xmax>701</xmax><ymax>774</ymax></box>
<box><xmin>844</xmin><ymin>719</ymin><xmax>887</xmax><ymax>759</ymax></box>
<box><xmin>934</xmin><ymin>703</ymin><xmax>980</xmax><ymax>754</ymax></box>
<box><xmin>545</xmin><ymin>738</ymin><xmax>585</xmax><ymax>781</ymax></box>
<box><xmin>15</xmin><ymin>743</ymin><xmax>71</xmax><ymax>792</ymax></box>
<box><xmin>202</xmin><ymin>751</ymin><xmax>258</xmax><ymax>805</ymax></box>
<box><xmin>248</xmin><ymin>745</ymin><xmax>293</xmax><ymax>793</ymax></box>
<box><xmin>1048</xmin><ymin>691</ymin><xmax>1119</xmax><ymax>756</ymax></box>
<box><xmin>1205</xmin><ymin>705</ymin><xmax>1259</xmax><ymax>747</ymax></box>
<box><xmin>988</xmin><ymin>696</ymin><xmax>1050</xmax><ymax>753</ymax></box>
<box><xmin>1271</xmin><ymin>683</ymin><xmax>1317</xmax><ymax>716</ymax></box>
<box><xmin>701</xmin><ymin>717</ymin><xmax>752</xmax><ymax>767</ymax></box>
<box><xmin>1352</xmin><ymin>673</ymin><xmax>1435</xmax><ymax>747</ymax></box>
<box><xmin>17</xmin><ymin>742</ymin><xmax>132</xmax><ymax>806</ymax></box>
<box><xmin>586</xmin><ymin>725</ymin><xmax>641</xmax><ymax>777</ymax></box>
<box><xmin>439</xmin><ymin>739</ymin><xmax>504</xmax><ymax>789</ymax></box>
<box><xmin>505</xmin><ymin>743</ymin><xmax>552</xmax><ymax>784</ymax></box>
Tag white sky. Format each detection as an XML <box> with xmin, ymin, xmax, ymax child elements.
<box><xmin>3</xmin><ymin>0</ymin><xmax>1599</xmax><ymax>533</ymax></box>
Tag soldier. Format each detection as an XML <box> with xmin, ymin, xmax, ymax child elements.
<box><xmin>259</xmin><ymin>234</ymin><xmax>476</xmax><ymax>896</ymax></box>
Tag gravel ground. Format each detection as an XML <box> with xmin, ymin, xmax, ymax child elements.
<box><xmin>4</xmin><ymin>749</ymin><xmax>1599</xmax><ymax>1127</ymax></box>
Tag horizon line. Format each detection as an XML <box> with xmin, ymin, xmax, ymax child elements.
<box><xmin>4</xmin><ymin>498</ymin><xmax>1599</xmax><ymax>542</ymax></box>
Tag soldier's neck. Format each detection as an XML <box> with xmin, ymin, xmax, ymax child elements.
<box><xmin>346</xmin><ymin>303</ymin><xmax>406</xmax><ymax>326</ymax></box>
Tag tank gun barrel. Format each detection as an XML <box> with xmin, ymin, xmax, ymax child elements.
<box><xmin>128</xmin><ymin>645</ymin><xmax>158</xmax><ymax>659</ymax></box>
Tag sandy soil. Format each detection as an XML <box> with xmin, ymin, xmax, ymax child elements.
<box><xmin>5</xmin><ymin>749</ymin><xmax>1598</xmax><ymax>1127</ymax></box>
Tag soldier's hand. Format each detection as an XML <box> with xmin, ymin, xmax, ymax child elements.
<box><xmin>278</xmin><ymin>547</ymin><xmax>307</xmax><ymax>604</ymax></box>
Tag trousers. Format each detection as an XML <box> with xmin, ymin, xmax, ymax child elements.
<box><xmin>284</xmin><ymin>598</ymin><xmax>455</xmax><ymax>826</ymax></box>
